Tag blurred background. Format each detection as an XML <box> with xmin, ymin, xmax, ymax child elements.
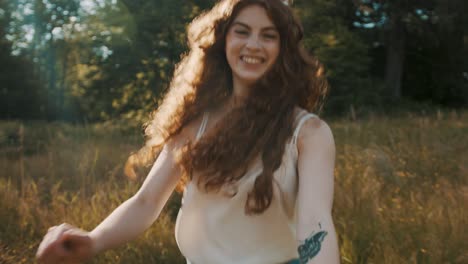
<box><xmin>0</xmin><ymin>0</ymin><xmax>467</xmax><ymax>263</ymax></box>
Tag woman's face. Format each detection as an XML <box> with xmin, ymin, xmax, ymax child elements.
<box><xmin>225</xmin><ymin>5</ymin><xmax>280</xmax><ymax>88</ymax></box>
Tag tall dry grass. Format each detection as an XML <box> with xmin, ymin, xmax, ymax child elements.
<box><xmin>0</xmin><ymin>111</ymin><xmax>467</xmax><ymax>263</ymax></box>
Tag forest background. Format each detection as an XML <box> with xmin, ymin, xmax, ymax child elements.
<box><xmin>0</xmin><ymin>0</ymin><xmax>467</xmax><ymax>263</ymax></box>
<box><xmin>1</xmin><ymin>0</ymin><xmax>467</xmax><ymax>121</ymax></box>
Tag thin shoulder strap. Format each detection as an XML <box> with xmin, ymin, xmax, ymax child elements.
<box><xmin>292</xmin><ymin>111</ymin><xmax>317</xmax><ymax>145</ymax></box>
<box><xmin>196</xmin><ymin>112</ymin><xmax>209</xmax><ymax>140</ymax></box>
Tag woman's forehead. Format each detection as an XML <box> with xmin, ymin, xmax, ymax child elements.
<box><xmin>232</xmin><ymin>5</ymin><xmax>276</xmax><ymax>30</ymax></box>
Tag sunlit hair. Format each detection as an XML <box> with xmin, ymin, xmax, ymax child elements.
<box><xmin>125</xmin><ymin>0</ymin><xmax>328</xmax><ymax>214</ymax></box>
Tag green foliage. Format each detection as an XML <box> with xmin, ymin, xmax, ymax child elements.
<box><xmin>353</xmin><ymin>0</ymin><xmax>468</xmax><ymax>106</ymax></box>
<box><xmin>296</xmin><ymin>0</ymin><xmax>381</xmax><ymax>114</ymax></box>
<box><xmin>73</xmin><ymin>0</ymin><xmax>207</xmax><ymax>122</ymax></box>
<box><xmin>1</xmin><ymin>0</ymin><xmax>466</xmax><ymax>121</ymax></box>
<box><xmin>0</xmin><ymin>0</ymin><xmax>46</xmax><ymax>119</ymax></box>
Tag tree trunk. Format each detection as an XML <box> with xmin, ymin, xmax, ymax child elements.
<box><xmin>384</xmin><ymin>15</ymin><xmax>405</xmax><ymax>99</ymax></box>
<box><xmin>47</xmin><ymin>40</ymin><xmax>57</xmax><ymax>120</ymax></box>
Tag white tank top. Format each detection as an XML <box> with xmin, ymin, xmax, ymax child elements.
<box><xmin>175</xmin><ymin>109</ymin><xmax>317</xmax><ymax>264</ymax></box>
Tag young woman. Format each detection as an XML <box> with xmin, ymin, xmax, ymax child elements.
<box><xmin>36</xmin><ymin>0</ymin><xmax>340</xmax><ymax>263</ymax></box>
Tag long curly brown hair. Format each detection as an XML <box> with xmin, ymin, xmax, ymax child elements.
<box><xmin>125</xmin><ymin>0</ymin><xmax>328</xmax><ymax>214</ymax></box>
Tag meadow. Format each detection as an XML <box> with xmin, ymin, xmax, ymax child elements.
<box><xmin>0</xmin><ymin>110</ymin><xmax>466</xmax><ymax>264</ymax></box>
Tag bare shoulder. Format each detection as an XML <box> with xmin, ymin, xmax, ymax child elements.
<box><xmin>296</xmin><ymin>114</ymin><xmax>335</xmax><ymax>155</ymax></box>
<box><xmin>167</xmin><ymin>113</ymin><xmax>206</xmax><ymax>149</ymax></box>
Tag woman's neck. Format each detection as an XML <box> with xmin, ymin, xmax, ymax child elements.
<box><xmin>226</xmin><ymin>94</ymin><xmax>246</xmax><ymax>108</ymax></box>
<box><xmin>231</xmin><ymin>76</ymin><xmax>252</xmax><ymax>101</ymax></box>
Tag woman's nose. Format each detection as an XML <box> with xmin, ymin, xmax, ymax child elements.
<box><xmin>245</xmin><ymin>35</ymin><xmax>261</xmax><ymax>50</ymax></box>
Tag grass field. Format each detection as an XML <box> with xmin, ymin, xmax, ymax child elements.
<box><xmin>0</xmin><ymin>111</ymin><xmax>467</xmax><ymax>264</ymax></box>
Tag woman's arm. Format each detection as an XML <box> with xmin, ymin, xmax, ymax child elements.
<box><xmin>295</xmin><ymin>117</ymin><xmax>340</xmax><ymax>264</ymax></box>
<box><xmin>37</xmin><ymin>125</ymin><xmax>195</xmax><ymax>263</ymax></box>
<box><xmin>89</xmin><ymin>139</ymin><xmax>183</xmax><ymax>254</ymax></box>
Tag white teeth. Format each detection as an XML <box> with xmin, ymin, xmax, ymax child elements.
<box><xmin>242</xmin><ymin>56</ymin><xmax>263</xmax><ymax>64</ymax></box>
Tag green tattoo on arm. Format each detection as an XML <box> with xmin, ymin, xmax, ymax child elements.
<box><xmin>297</xmin><ymin>223</ymin><xmax>328</xmax><ymax>264</ymax></box>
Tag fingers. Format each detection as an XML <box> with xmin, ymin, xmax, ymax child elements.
<box><xmin>37</xmin><ymin>224</ymin><xmax>67</xmax><ymax>255</ymax></box>
<box><xmin>62</xmin><ymin>229</ymin><xmax>90</xmax><ymax>245</ymax></box>
<box><xmin>37</xmin><ymin>223</ymin><xmax>93</xmax><ymax>264</ymax></box>
<box><xmin>36</xmin><ymin>223</ymin><xmax>77</xmax><ymax>263</ymax></box>
<box><xmin>61</xmin><ymin>229</ymin><xmax>93</xmax><ymax>261</ymax></box>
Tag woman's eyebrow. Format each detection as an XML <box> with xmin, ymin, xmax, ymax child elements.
<box><xmin>232</xmin><ymin>21</ymin><xmax>277</xmax><ymax>32</ymax></box>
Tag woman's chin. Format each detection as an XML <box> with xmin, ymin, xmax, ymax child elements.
<box><xmin>236</xmin><ymin>74</ymin><xmax>263</xmax><ymax>85</ymax></box>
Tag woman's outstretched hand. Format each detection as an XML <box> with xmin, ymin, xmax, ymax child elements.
<box><xmin>36</xmin><ymin>223</ymin><xmax>94</xmax><ymax>264</ymax></box>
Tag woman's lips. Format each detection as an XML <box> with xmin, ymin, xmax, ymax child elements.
<box><xmin>240</xmin><ymin>55</ymin><xmax>265</xmax><ymax>65</ymax></box>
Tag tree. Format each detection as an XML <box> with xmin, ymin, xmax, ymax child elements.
<box><xmin>79</xmin><ymin>0</ymin><xmax>207</xmax><ymax>122</ymax></box>
<box><xmin>0</xmin><ymin>0</ymin><xmax>45</xmax><ymax>119</ymax></box>
<box><xmin>295</xmin><ymin>0</ymin><xmax>376</xmax><ymax>114</ymax></box>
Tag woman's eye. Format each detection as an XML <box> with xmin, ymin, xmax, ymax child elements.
<box><xmin>263</xmin><ymin>34</ymin><xmax>278</xmax><ymax>40</ymax></box>
<box><xmin>235</xmin><ymin>30</ymin><xmax>249</xmax><ymax>36</ymax></box>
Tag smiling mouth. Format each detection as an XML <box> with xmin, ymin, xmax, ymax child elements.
<box><xmin>240</xmin><ymin>55</ymin><xmax>265</xmax><ymax>65</ymax></box>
